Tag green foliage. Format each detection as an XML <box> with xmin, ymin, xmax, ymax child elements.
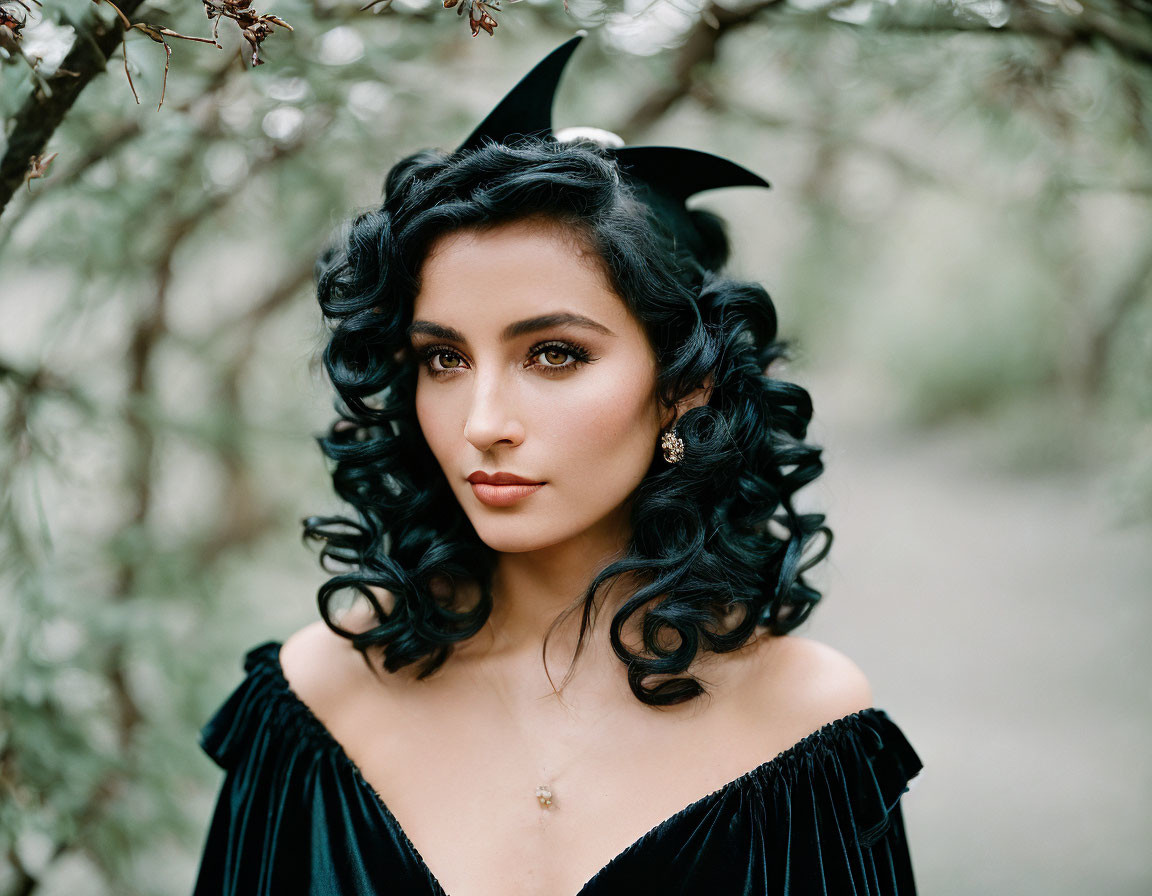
<box><xmin>2</xmin><ymin>0</ymin><xmax>1151</xmax><ymax>893</ymax></box>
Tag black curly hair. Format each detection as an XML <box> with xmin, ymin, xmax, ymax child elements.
<box><xmin>302</xmin><ymin>136</ymin><xmax>831</xmax><ymax>707</ymax></box>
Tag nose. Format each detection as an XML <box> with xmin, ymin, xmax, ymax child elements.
<box><xmin>463</xmin><ymin>372</ymin><xmax>525</xmax><ymax>453</ymax></box>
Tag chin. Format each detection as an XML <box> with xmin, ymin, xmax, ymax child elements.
<box><xmin>469</xmin><ymin>520</ymin><xmax>569</xmax><ymax>554</ymax></box>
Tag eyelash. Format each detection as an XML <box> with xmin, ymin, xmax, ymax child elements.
<box><xmin>416</xmin><ymin>340</ymin><xmax>596</xmax><ymax>378</ymax></box>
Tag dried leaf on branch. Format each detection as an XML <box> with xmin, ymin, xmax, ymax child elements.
<box><xmin>448</xmin><ymin>0</ymin><xmax>522</xmax><ymax>37</ymax></box>
<box><xmin>362</xmin><ymin>0</ymin><xmax>518</xmax><ymax>36</ymax></box>
<box><xmin>1</xmin><ymin>0</ymin><xmax>54</xmax><ymax>95</ymax></box>
<box><xmin>0</xmin><ymin>0</ymin><xmax>38</xmax><ymax>33</ymax></box>
<box><xmin>130</xmin><ymin>21</ymin><xmax>219</xmax><ymax>108</ymax></box>
<box><xmin>23</xmin><ymin>151</ymin><xmax>58</xmax><ymax>190</ymax></box>
<box><xmin>203</xmin><ymin>0</ymin><xmax>293</xmax><ymax>67</ymax></box>
<box><xmin>90</xmin><ymin>0</ymin><xmax>224</xmax><ymax>108</ymax></box>
<box><xmin>0</xmin><ymin>3</ymin><xmax>27</xmax><ymax>43</ymax></box>
<box><xmin>83</xmin><ymin>0</ymin><xmax>294</xmax><ymax>109</ymax></box>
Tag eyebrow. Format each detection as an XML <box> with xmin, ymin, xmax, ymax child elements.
<box><xmin>406</xmin><ymin>313</ymin><xmax>615</xmax><ymax>344</ymax></box>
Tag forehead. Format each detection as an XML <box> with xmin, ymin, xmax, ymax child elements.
<box><xmin>413</xmin><ymin>218</ymin><xmax>631</xmax><ymax>328</ymax></box>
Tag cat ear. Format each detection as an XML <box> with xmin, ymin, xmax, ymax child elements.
<box><xmin>453</xmin><ymin>33</ymin><xmax>771</xmax><ymax>264</ymax></box>
<box><xmin>456</xmin><ymin>33</ymin><xmax>585</xmax><ymax>153</ymax></box>
<box><xmin>613</xmin><ymin>146</ymin><xmax>770</xmax><ymax>200</ymax></box>
<box><xmin>455</xmin><ymin>34</ymin><xmax>770</xmax><ymax>198</ymax></box>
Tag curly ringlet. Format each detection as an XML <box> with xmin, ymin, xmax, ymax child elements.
<box><xmin>302</xmin><ymin>135</ymin><xmax>831</xmax><ymax>707</ymax></box>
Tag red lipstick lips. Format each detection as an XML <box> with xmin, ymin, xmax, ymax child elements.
<box><xmin>466</xmin><ymin>471</ymin><xmax>545</xmax><ymax>507</ymax></box>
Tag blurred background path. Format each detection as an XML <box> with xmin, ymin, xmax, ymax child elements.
<box><xmin>804</xmin><ymin>369</ymin><xmax>1152</xmax><ymax>896</ymax></box>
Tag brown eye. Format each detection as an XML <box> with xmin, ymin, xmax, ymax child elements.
<box><xmin>526</xmin><ymin>341</ymin><xmax>593</xmax><ymax>374</ymax></box>
<box><xmin>419</xmin><ymin>347</ymin><xmax>468</xmax><ymax>376</ymax></box>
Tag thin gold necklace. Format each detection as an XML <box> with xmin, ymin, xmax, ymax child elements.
<box><xmin>478</xmin><ymin>655</ymin><xmax>610</xmax><ymax>811</ymax></box>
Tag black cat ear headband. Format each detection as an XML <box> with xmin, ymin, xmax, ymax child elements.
<box><xmin>455</xmin><ymin>32</ymin><xmax>771</xmax><ymax>260</ymax></box>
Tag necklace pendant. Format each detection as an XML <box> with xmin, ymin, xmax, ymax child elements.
<box><xmin>535</xmin><ymin>784</ymin><xmax>553</xmax><ymax>809</ymax></box>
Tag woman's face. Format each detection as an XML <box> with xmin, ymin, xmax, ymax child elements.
<box><xmin>410</xmin><ymin>217</ymin><xmax>666</xmax><ymax>555</ymax></box>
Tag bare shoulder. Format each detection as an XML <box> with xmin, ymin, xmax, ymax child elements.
<box><xmin>741</xmin><ymin>633</ymin><xmax>875</xmax><ymax>741</ymax></box>
<box><xmin>278</xmin><ymin>601</ymin><xmax>386</xmax><ymax>718</ymax></box>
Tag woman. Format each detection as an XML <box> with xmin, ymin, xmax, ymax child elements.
<box><xmin>192</xmin><ymin>35</ymin><xmax>922</xmax><ymax>896</ymax></box>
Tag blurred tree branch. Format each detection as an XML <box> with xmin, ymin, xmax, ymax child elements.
<box><xmin>0</xmin><ymin>98</ymin><xmax>327</xmax><ymax>893</ymax></box>
<box><xmin>0</xmin><ymin>54</ymin><xmax>239</xmax><ymax>256</ymax></box>
<box><xmin>2</xmin><ymin>2</ymin><xmax>1152</xmax><ymax>891</ymax></box>
<box><xmin>0</xmin><ymin>0</ymin><xmax>150</xmax><ymax>213</ymax></box>
<box><xmin>1083</xmin><ymin>233</ymin><xmax>1152</xmax><ymax>396</ymax></box>
<box><xmin>700</xmin><ymin>91</ymin><xmax>949</xmax><ymax>189</ymax></box>
<box><xmin>194</xmin><ymin>257</ymin><xmax>317</xmax><ymax>568</ymax></box>
<box><xmin>619</xmin><ymin>0</ymin><xmax>785</xmax><ymax>135</ymax></box>
<box><xmin>7</xmin><ymin>0</ymin><xmax>1150</xmax><ymax>220</ymax></box>
<box><xmin>867</xmin><ymin>1</ymin><xmax>1152</xmax><ymax>70</ymax></box>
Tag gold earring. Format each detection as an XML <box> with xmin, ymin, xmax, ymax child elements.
<box><xmin>660</xmin><ymin>427</ymin><xmax>685</xmax><ymax>464</ymax></box>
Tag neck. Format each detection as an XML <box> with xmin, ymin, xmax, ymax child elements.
<box><xmin>467</xmin><ymin>507</ymin><xmax>637</xmax><ymax>672</ymax></box>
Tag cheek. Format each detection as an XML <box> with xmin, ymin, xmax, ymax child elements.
<box><xmin>415</xmin><ymin>384</ymin><xmax>459</xmax><ymax>464</ymax></box>
<box><xmin>538</xmin><ymin>364</ymin><xmax>662</xmax><ymax>468</ymax></box>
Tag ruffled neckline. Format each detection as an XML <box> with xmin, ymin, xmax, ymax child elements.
<box><xmin>222</xmin><ymin>639</ymin><xmax>913</xmax><ymax>896</ymax></box>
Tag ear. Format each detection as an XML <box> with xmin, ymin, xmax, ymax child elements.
<box><xmin>661</xmin><ymin>374</ymin><xmax>714</xmax><ymax>430</ymax></box>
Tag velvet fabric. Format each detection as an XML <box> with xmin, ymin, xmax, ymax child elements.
<box><xmin>192</xmin><ymin>641</ymin><xmax>923</xmax><ymax>895</ymax></box>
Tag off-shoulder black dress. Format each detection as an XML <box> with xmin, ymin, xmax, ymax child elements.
<box><xmin>191</xmin><ymin>641</ymin><xmax>923</xmax><ymax>895</ymax></box>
